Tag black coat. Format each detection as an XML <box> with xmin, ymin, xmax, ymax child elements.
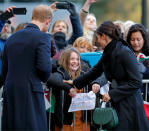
<box><xmin>73</xmin><ymin>39</ymin><xmax>149</xmax><ymax>131</ymax></box>
<box><xmin>1</xmin><ymin>24</ymin><xmax>52</xmax><ymax>131</ymax></box>
<box><xmin>47</xmin><ymin>66</ymin><xmax>91</xmax><ymax>128</ymax></box>
<box><xmin>47</xmin><ymin>66</ymin><xmax>74</xmax><ymax>128</ymax></box>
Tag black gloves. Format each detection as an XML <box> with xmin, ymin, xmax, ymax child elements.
<box><xmin>66</xmin><ymin>1</ymin><xmax>77</xmax><ymax>16</ymax></box>
<box><xmin>0</xmin><ymin>11</ymin><xmax>13</xmax><ymax>22</ymax></box>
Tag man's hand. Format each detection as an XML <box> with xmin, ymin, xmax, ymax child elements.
<box><xmin>102</xmin><ymin>93</ymin><xmax>111</xmax><ymax>102</ymax></box>
<box><xmin>92</xmin><ymin>83</ymin><xmax>100</xmax><ymax>93</ymax></box>
<box><xmin>69</xmin><ymin>88</ymin><xmax>76</xmax><ymax>97</ymax></box>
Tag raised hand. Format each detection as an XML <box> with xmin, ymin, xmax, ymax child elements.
<box><xmin>82</xmin><ymin>0</ymin><xmax>99</xmax><ymax>12</ymax></box>
<box><xmin>49</xmin><ymin>2</ymin><xmax>57</xmax><ymax>13</ymax></box>
<box><xmin>86</xmin><ymin>0</ymin><xmax>99</xmax><ymax>5</ymax></box>
<box><xmin>66</xmin><ymin>1</ymin><xmax>77</xmax><ymax>16</ymax></box>
<box><xmin>5</xmin><ymin>6</ymin><xmax>16</xmax><ymax>13</ymax></box>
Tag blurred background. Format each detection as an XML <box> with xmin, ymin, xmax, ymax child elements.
<box><xmin>0</xmin><ymin>0</ymin><xmax>148</xmax><ymax>29</ymax></box>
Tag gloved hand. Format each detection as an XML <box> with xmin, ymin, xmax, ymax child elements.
<box><xmin>66</xmin><ymin>1</ymin><xmax>77</xmax><ymax>16</ymax></box>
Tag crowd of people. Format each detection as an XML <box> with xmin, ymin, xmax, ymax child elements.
<box><xmin>0</xmin><ymin>0</ymin><xmax>149</xmax><ymax>131</ymax></box>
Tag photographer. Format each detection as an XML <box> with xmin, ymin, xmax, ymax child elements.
<box><xmin>0</xmin><ymin>6</ymin><xmax>16</xmax><ymax>32</ymax></box>
<box><xmin>51</xmin><ymin>1</ymin><xmax>83</xmax><ymax>52</ymax></box>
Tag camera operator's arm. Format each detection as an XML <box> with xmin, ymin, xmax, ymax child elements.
<box><xmin>0</xmin><ymin>6</ymin><xmax>16</xmax><ymax>32</ymax></box>
<box><xmin>80</xmin><ymin>0</ymin><xmax>98</xmax><ymax>26</ymax></box>
<box><xmin>67</xmin><ymin>2</ymin><xmax>83</xmax><ymax>45</ymax></box>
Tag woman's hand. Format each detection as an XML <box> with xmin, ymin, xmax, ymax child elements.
<box><xmin>49</xmin><ymin>2</ymin><xmax>57</xmax><ymax>13</ymax></box>
<box><xmin>102</xmin><ymin>93</ymin><xmax>111</xmax><ymax>102</ymax></box>
<box><xmin>85</xmin><ymin>0</ymin><xmax>99</xmax><ymax>6</ymax></box>
<box><xmin>5</xmin><ymin>6</ymin><xmax>16</xmax><ymax>13</ymax></box>
<box><xmin>92</xmin><ymin>83</ymin><xmax>100</xmax><ymax>93</ymax></box>
<box><xmin>63</xmin><ymin>80</ymin><xmax>73</xmax><ymax>85</ymax></box>
<box><xmin>69</xmin><ymin>88</ymin><xmax>76</xmax><ymax>97</ymax></box>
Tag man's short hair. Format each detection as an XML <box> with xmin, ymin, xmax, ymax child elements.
<box><xmin>32</xmin><ymin>5</ymin><xmax>53</xmax><ymax>23</ymax></box>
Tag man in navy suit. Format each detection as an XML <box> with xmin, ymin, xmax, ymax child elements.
<box><xmin>0</xmin><ymin>4</ymin><xmax>53</xmax><ymax>131</ymax></box>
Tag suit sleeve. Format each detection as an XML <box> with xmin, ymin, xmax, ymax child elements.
<box><xmin>73</xmin><ymin>57</ymin><xmax>104</xmax><ymax>89</ymax></box>
<box><xmin>46</xmin><ymin>73</ymin><xmax>73</xmax><ymax>91</ymax></box>
<box><xmin>35</xmin><ymin>34</ymin><xmax>52</xmax><ymax>83</ymax></box>
<box><xmin>109</xmin><ymin>48</ymin><xmax>142</xmax><ymax>103</ymax></box>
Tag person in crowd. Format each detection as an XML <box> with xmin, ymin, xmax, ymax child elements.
<box><xmin>47</xmin><ymin>47</ymin><xmax>91</xmax><ymax>131</ymax></box>
<box><xmin>0</xmin><ymin>6</ymin><xmax>16</xmax><ymax>32</ymax></box>
<box><xmin>51</xmin><ymin>1</ymin><xmax>83</xmax><ymax>53</ymax></box>
<box><xmin>80</xmin><ymin>0</ymin><xmax>102</xmax><ymax>51</ymax></box>
<box><xmin>65</xmin><ymin>21</ymin><xmax>149</xmax><ymax>130</ymax></box>
<box><xmin>0</xmin><ymin>8</ymin><xmax>16</xmax><ymax>76</ymax></box>
<box><xmin>13</xmin><ymin>22</ymin><xmax>28</xmax><ymax>33</ymax></box>
<box><xmin>51</xmin><ymin>1</ymin><xmax>83</xmax><ymax>75</ymax></box>
<box><xmin>73</xmin><ymin>36</ymin><xmax>92</xmax><ymax>72</ymax></box>
<box><xmin>123</xmin><ymin>20</ymin><xmax>135</xmax><ymax>40</ymax></box>
<box><xmin>73</xmin><ymin>36</ymin><xmax>93</xmax><ymax>53</ymax></box>
<box><xmin>113</xmin><ymin>20</ymin><xmax>125</xmax><ymax>39</ymax></box>
<box><xmin>73</xmin><ymin>36</ymin><xmax>107</xmax><ymax>130</ymax></box>
<box><xmin>73</xmin><ymin>36</ymin><xmax>107</xmax><ymax>85</ymax></box>
<box><xmin>127</xmin><ymin>24</ymin><xmax>149</xmax><ymax>100</ymax></box>
<box><xmin>0</xmin><ymin>4</ymin><xmax>53</xmax><ymax>130</ymax></box>
<box><xmin>0</xmin><ymin>19</ymin><xmax>13</xmax><ymax>75</ymax></box>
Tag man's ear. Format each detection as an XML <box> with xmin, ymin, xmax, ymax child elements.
<box><xmin>45</xmin><ymin>18</ymin><xmax>51</xmax><ymax>25</ymax></box>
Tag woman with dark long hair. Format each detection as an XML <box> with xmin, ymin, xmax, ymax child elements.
<box><xmin>127</xmin><ymin>24</ymin><xmax>149</xmax><ymax>100</ymax></box>
<box><xmin>65</xmin><ymin>21</ymin><xmax>149</xmax><ymax>130</ymax></box>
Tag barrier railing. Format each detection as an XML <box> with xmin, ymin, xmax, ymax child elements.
<box><xmin>142</xmin><ymin>79</ymin><xmax>149</xmax><ymax>101</ymax></box>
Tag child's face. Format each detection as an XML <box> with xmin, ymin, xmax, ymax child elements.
<box><xmin>77</xmin><ymin>44</ymin><xmax>92</xmax><ymax>53</ymax></box>
<box><xmin>69</xmin><ymin>52</ymin><xmax>80</xmax><ymax>72</ymax></box>
<box><xmin>53</xmin><ymin>21</ymin><xmax>68</xmax><ymax>35</ymax></box>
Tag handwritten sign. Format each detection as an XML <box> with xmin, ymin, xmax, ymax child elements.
<box><xmin>68</xmin><ymin>91</ymin><xmax>96</xmax><ymax>112</ymax></box>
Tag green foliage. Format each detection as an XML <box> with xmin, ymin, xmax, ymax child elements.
<box><xmin>1</xmin><ymin>0</ymin><xmax>148</xmax><ymax>27</ymax></box>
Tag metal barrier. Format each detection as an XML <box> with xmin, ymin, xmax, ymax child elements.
<box><xmin>45</xmin><ymin>80</ymin><xmax>149</xmax><ymax>131</ymax></box>
<box><xmin>142</xmin><ymin>79</ymin><xmax>149</xmax><ymax>101</ymax></box>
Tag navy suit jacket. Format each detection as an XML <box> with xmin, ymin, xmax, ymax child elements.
<box><xmin>1</xmin><ymin>23</ymin><xmax>52</xmax><ymax>130</ymax></box>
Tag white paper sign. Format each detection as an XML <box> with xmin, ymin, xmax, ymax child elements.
<box><xmin>68</xmin><ymin>91</ymin><xmax>96</xmax><ymax>112</ymax></box>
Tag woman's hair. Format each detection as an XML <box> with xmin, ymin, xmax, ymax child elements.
<box><xmin>14</xmin><ymin>22</ymin><xmax>28</xmax><ymax>33</ymax></box>
<box><xmin>127</xmin><ymin>24</ymin><xmax>149</xmax><ymax>56</ymax></box>
<box><xmin>123</xmin><ymin>20</ymin><xmax>135</xmax><ymax>40</ymax></box>
<box><xmin>51</xmin><ymin>20</ymin><xmax>69</xmax><ymax>34</ymax></box>
<box><xmin>96</xmin><ymin>21</ymin><xmax>122</xmax><ymax>40</ymax></box>
<box><xmin>73</xmin><ymin>37</ymin><xmax>93</xmax><ymax>52</ymax></box>
<box><xmin>113</xmin><ymin>20</ymin><xmax>125</xmax><ymax>38</ymax></box>
<box><xmin>59</xmin><ymin>47</ymin><xmax>81</xmax><ymax>79</ymax></box>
